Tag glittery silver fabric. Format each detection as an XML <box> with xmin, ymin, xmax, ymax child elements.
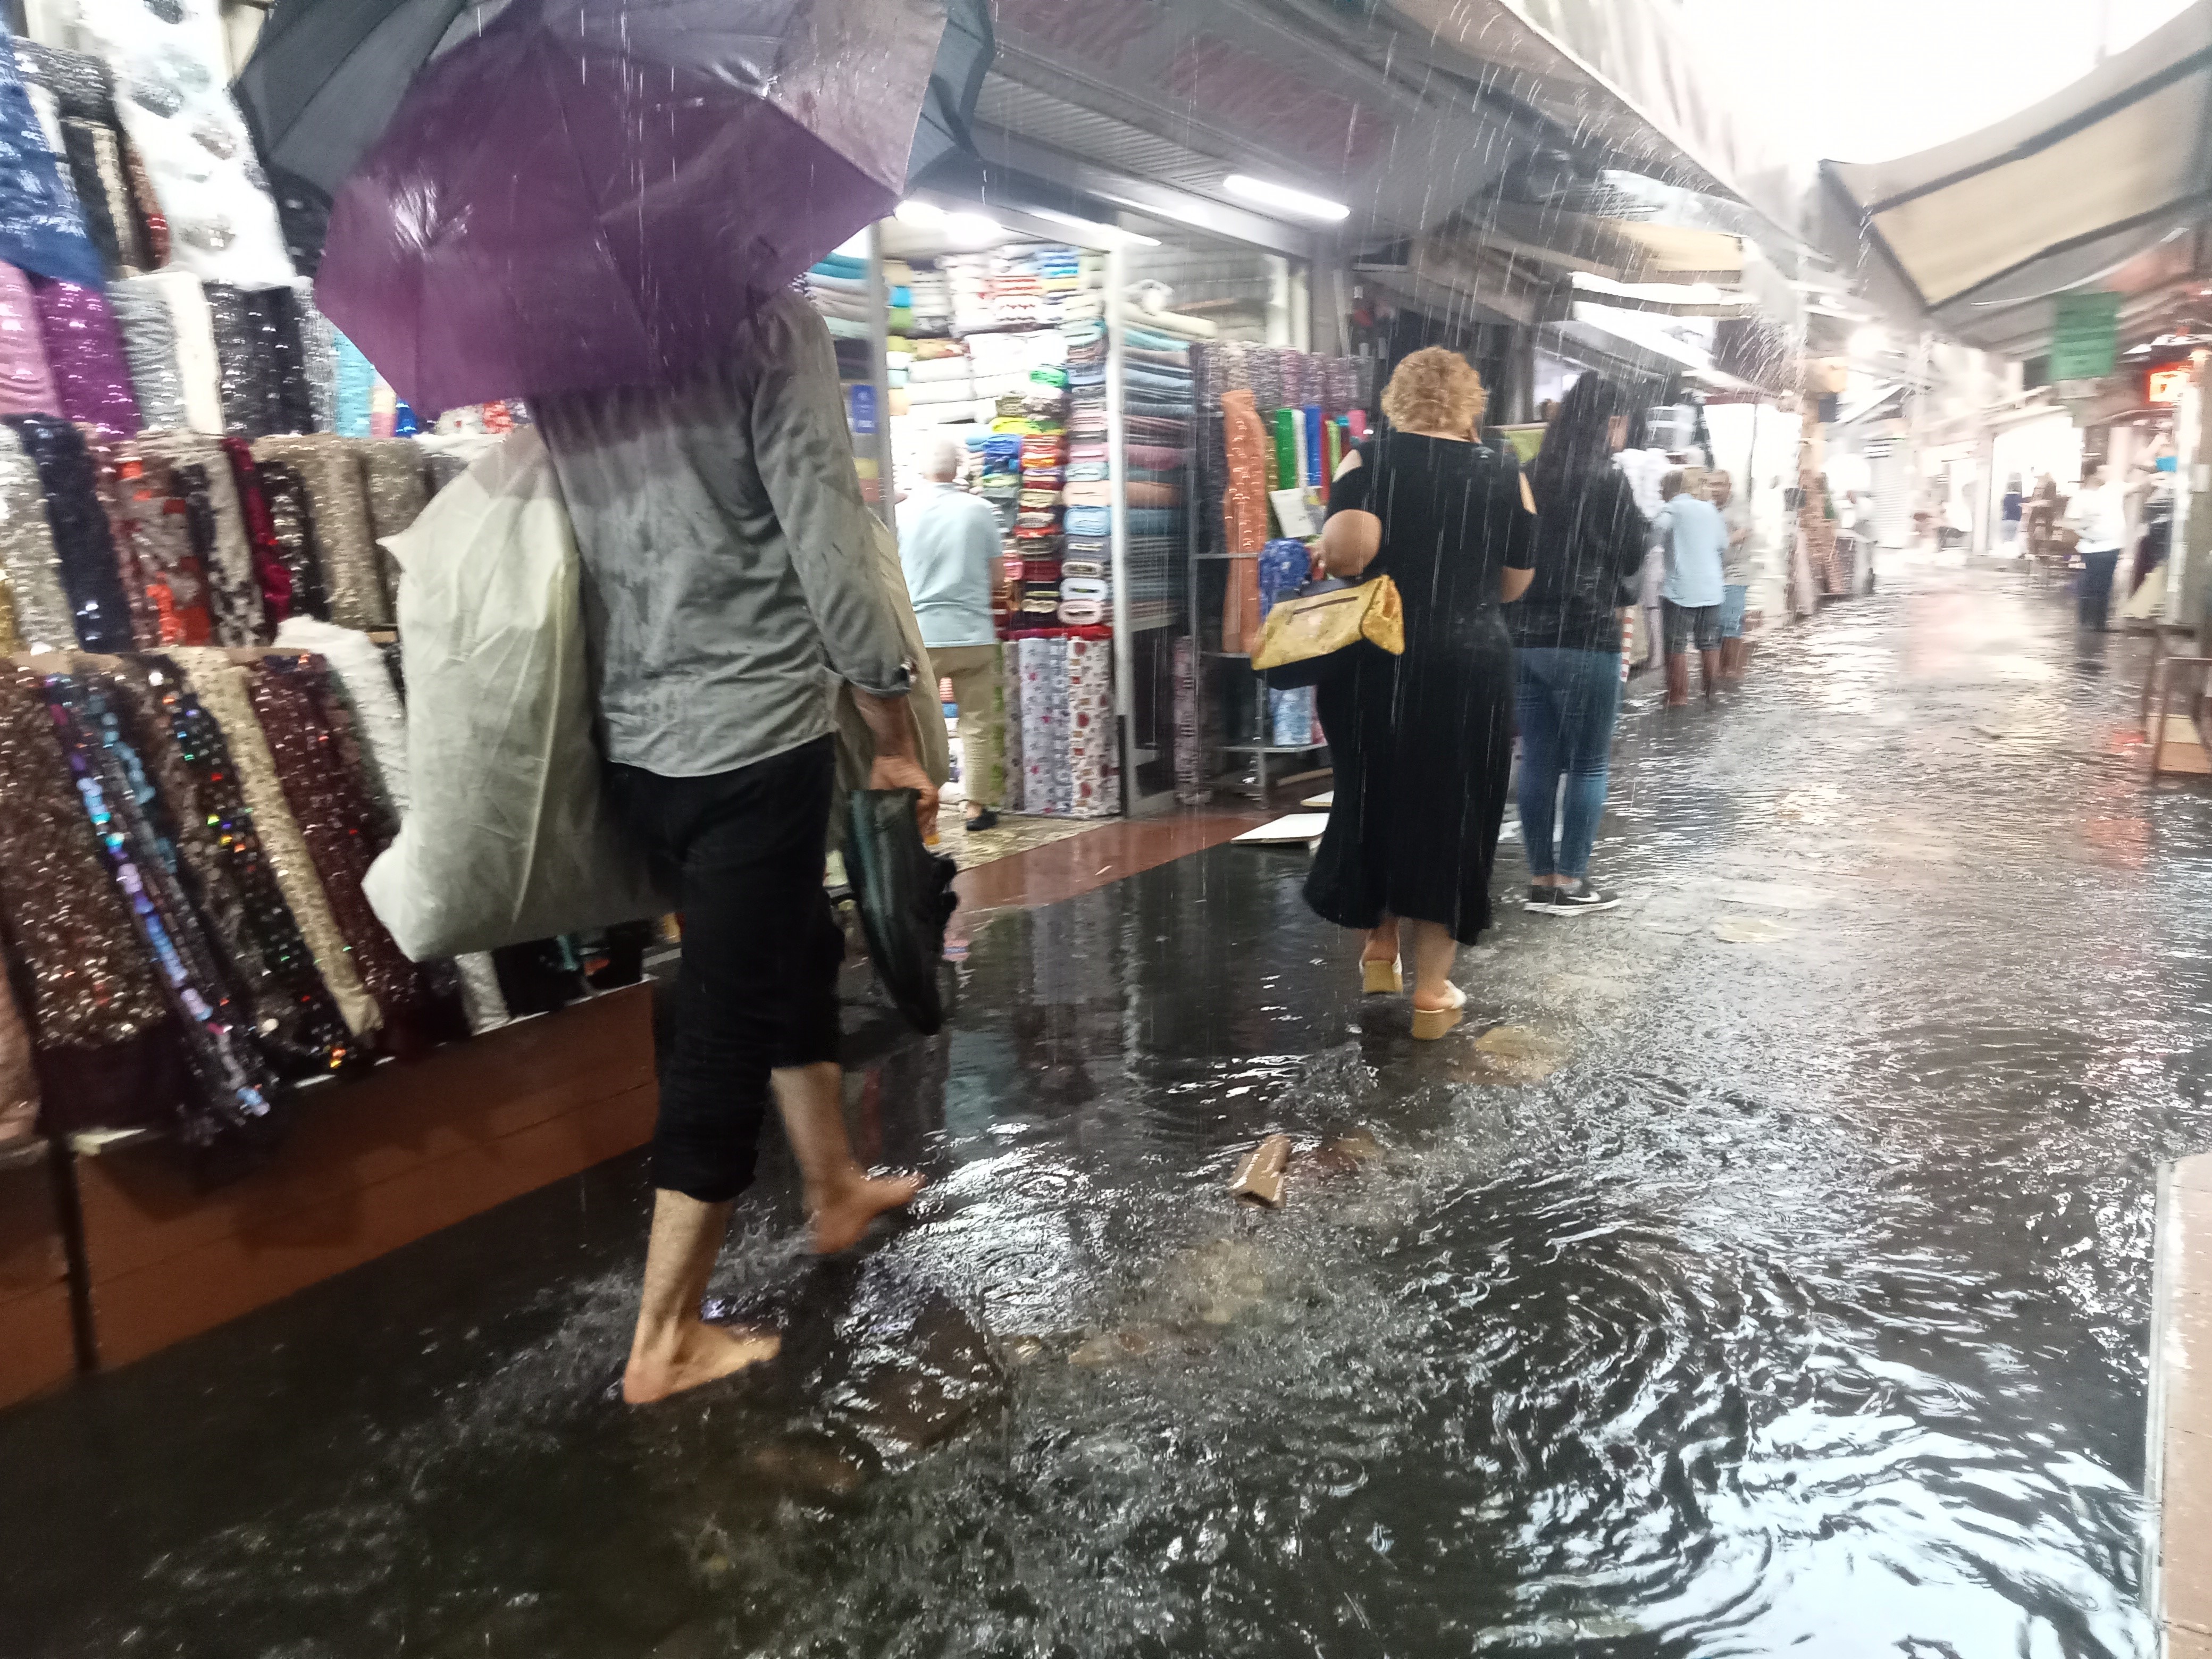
<box><xmin>293</xmin><ymin>281</ymin><xmax>338</xmax><ymax>434</ymax></box>
<box><xmin>253</xmin><ymin>433</ymin><xmax>383</xmax><ymax>629</ymax></box>
<box><xmin>0</xmin><ymin>424</ymin><xmax>76</xmax><ymax>650</ymax></box>
<box><xmin>108</xmin><ymin>276</ymin><xmax>187</xmax><ymax>429</ymax></box>
<box><xmin>205</xmin><ymin>281</ymin><xmax>279</xmax><ymax>438</ymax></box>
<box><xmin>358</xmin><ymin>438</ymin><xmax>427</xmax><ymax>616</ymax></box>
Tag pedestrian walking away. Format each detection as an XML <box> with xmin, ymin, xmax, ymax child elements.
<box><xmin>1510</xmin><ymin>373</ymin><xmax>1647</xmax><ymax>917</ymax></box>
<box><xmin>899</xmin><ymin>433</ymin><xmax>1008</xmax><ymax>830</ymax></box>
<box><xmin>1650</xmin><ymin>468</ymin><xmax>1730</xmax><ymax>705</ymax></box>
<box><xmin>1305</xmin><ymin>347</ymin><xmax>1536</xmax><ymax>1040</ymax></box>
<box><xmin>1712</xmin><ymin>468</ymin><xmax>1759</xmax><ymax>684</ymax></box>
<box><xmin>535</xmin><ymin>292</ymin><xmax>929</xmax><ymax>1406</ymax></box>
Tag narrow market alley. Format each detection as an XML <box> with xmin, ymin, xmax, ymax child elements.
<box><xmin>3</xmin><ymin>559</ymin><xmax>2206</xmax><ymax>1658</ymax></box>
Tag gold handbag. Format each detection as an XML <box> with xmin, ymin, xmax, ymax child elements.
<box><xmin>1250</xmin><ymin>574</ymin><xmax>1405</xmax><ymax>684</ymax></box>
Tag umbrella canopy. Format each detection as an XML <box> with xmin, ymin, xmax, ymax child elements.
<box><xmin>233</xmin><ymin>0</ymin><xmax>500</xmax><ymax>273</ymax></box>
<box><xmin>314</xmin><ymin>0</ymin><xmax>946</xmax><ymax>413</ymax></box>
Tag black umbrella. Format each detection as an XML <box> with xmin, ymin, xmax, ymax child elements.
<box><xmin>844</xmin><ymin>789</ymin><xmax>958</xmax><ymax>1037</ymax></box>
<box><xmin>234</xmin><ymin>0</ymin><xmax>992</xmax><ymax>274</ymax></box>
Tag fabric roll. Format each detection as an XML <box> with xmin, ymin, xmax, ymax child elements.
<box><xmin>12</xmin><ymin>43</ymin><xmax>115</xmax><ymax>125</ymax></box>
<box><xmin>265</xmin><ymin>286</ymin><xmax>316</xmax><ymax>434</ymax></box>
<box><xmin>252</xmin><ymin>434</ymin><xmax>382</xmax><ymax>627</ymax></box>
<box><xmin>4</xmin><ymin>413</ymin><xmax>132</xmax><ymax>649</ymax></box>
<box><xmin>358</xmin><ymin>439</ymin><xmax>428</xmax><ymax>614</ymax></box>
<box><xmin>82</xmin><ymin>121</ymin><xmax>141</xmax><ymax>270</ymax></box>
<box><xmin>171</xmin><ymin>648</ymin><xmax>380</xmax><ymax>1037</ymax></box>
<box><xmin>0</xmin><ymin>39</ymin><xmax>103</xmax><ymax>289</ymax></box>
<box><xmin>105</xmin><ymin>658</ymin><xmax>354</xmax><ymax>1077</ymax></box>
<box><xmin>111</xmin><ymin>443</ymin><xmax>213</xmax><ymax>644</ymax></box>
<box><xmin>1018</xmin><ymin>636</ymin><xmax>1071</xmax><ymax>816</ymax></box>
<box><xmin>1066</xmin><ymin>633</ymin><xmax>1117</xmax><ymax>817</ymax></box>
<box><xmin>0</xmin><ymin>262</ymin><xmax>57</xmax><ymax>417</ymax></box>
<box><xmin>0</xmin><ymin>943</ymin><xmax>36</xmax><ymax>1142</ymax></box>
<box><xmin>0</xmin><ymin>665</ymin><xmax>174</xmax><ymax>1129</ymax></box>
<box><xmin>0</xmin><ymin>426</ymin><xmax>71</xmax><ymax>649</ymax></box>
<box><xmin>206</xmin><ymin>282</ymin><xmax>282</xmax><ymax>438</ymax></box>
<box><xmin>1220</xmin><ymin>389</ymin><xmax>1270</xmax><ymax>558</ymax></box>
<box><xmin>273</xmin><ymin>617</ymin><xmax>410</xmax><ymax>817</ymax></box>
<box><xmin>453</xmin><ymin>954</ymin><xmax>509</xmax><ymax>1035</ymax></box>
<box><xmin>44</xmin><ymin>673</ymin><xmax>280</xmax><ymax>1146</ymax></box>
<box><xmin>1270</xmin><ymin>685</ymin><xmax>1317</xmax><ymax>750</ymax></box>
<box><xmin>56</xmin><ymin>118</ymin><xmax>124</xmax><ymax>275</ymax></box>
<box><xmin>295</xmin><ymin>282</ymin><xmax>339</xmax><ymax>435</ymax></box>
<box><xmin>247</xmin><ymin>652</ymin><xmax>454</xmax><ymax>1051</ymax></box>
<box><xmin>215</xmin><ymin>434</ymin><xmax>287</xmax><ymax>627</ymax></box>
<box><xmin>140</xmin><ymin>429</ymin><xmax>263</xmax><ymax>643</ymax></box>
<box><xmin>253</xmin><ymin>455</ymin><xmax>330</xmax><ymax>622</ymax></box>
<box><xmin>136</xmin><ymin>270</ymin><xmax>222</xmax><ymax>434</ymax></box>
<box><xmin>999</xmin><ymin>642</ymin><xmax>1025</xmax><ymax>812</ymax></box>
<box><xmin>30</xmin><ymin>278</ymin><xmax>140</xmax><ymax>434</ymax></box>
<box><xmin>107</xmin><ymin>275</ymin><xmax>187</xmax><ymax>429</ymax></box>
<box><xmin>120</xmin><ymin>137</ymin><xmax>166</xmax><ymax>269</ymax></box>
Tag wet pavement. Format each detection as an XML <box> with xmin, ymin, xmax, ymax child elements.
<box><xmin>6</xmin><ymin>558</ymin><xmax>2211</xmax><ymax>1657</ymax></box>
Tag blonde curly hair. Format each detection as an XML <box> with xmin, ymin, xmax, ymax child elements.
<box><xmin>1380</xmin><ymin>346</ymin><xmax>1489</xmax><ymax>435</ymax></box>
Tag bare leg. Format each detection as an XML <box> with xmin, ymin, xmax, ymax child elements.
<box><xmin>1700</xmin><ymin>648</ymin><xmax>1722</xmax><ymax>698</ymax></box>
<box><xmin>1406</xmin><ymin>920</ymin><xmax>1460</xmax><ymax>1010</ymax></box>
<box><xmin>772</xmin><ymin>1061</ymin><xmax>924</xmax><ymax>1254</ymax></box>
<box><xmin>1362</xmin><ymin>912</ymin><xmax>1401</xmax><ymax>965</ymax></box>
<box><xmin>623</xmin><ymin>1190</ymin><xmax>782</xmax><ymax>1405</ymax></box>
<box><xmin>1665</xmin><ymin>653</ymin><xmax>1690</xmax><ymax>706</ymax></box>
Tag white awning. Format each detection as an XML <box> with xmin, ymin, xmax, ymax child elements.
<box><xmin>1823</xmin><ymin>0</ymin><xmax>2212</xmax><ymax>348</ymax></box>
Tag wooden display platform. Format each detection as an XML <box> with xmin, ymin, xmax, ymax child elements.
<box><xmin>0</xmin><ymin>985</ymin><xmax>656</xmax><ymax>1407</ymax></box>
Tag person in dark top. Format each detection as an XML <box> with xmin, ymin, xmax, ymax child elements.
<box><xmin>1305</xmin><ymin>347</ymin><xmax>1537</xmax><ymax>1041</ymax></box>
<box><xmin>1509</xmin><ymin>374</ymin><xmax>1649</xmax><ymax>916</ymax></box>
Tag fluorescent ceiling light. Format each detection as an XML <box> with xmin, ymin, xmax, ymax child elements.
<box><xmin>894</xmin><ymin>199</ymin><xmax>948</xmax><ymax>228</ymax></box>
<box><xmin>1221</xmin><ymin>174</ymin><xmax>1349</xmax><ymax>222</ymax></box>
<box><xmin>1026</xmin><ymin>207</ymin><xmax>1161</xmax><ymax>247</ymax></box>
<box><xmin>944</xmin><ymin>212</ymin><xmax>1002</xmax><ymax>242</ymax></box>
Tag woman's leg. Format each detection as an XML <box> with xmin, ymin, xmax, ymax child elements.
<box><xmin>1514</xmin><ymin>653</ymin><xmax>1563</xmax><ymax>883</ymax></box>
<box><xmin>1406</xmin><ymin>918</ymin><xmax>1459</xmax><ymax>1009</ymax></box>
<box><xmin>1363</xmin><ymin>912</ymin><xmax>1400</xmax><ymax>966</ymax></box>
<box><xmin>1555</xmin><ymin>651</ymin><xmax>1624</xmax><ymax>884</ymax></box>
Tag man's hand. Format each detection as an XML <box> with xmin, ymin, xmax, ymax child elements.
<box><xmin>869</xmin><ymin>753</ymin><xmax>939</xmax><ymax>841</ymax></box>
<box><xmin>856</xmin><ymin>685</ymin><xmax>940</xmax><ymax>841</ymax></box>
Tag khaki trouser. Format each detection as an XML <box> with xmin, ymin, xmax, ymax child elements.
<box><xmin>934</xmin><ymin>643</ymin><xmax>1002</xmax><ymax>809</ymax></box>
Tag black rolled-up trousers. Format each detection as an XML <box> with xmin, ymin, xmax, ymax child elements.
<box><xmin>606</xmin><ymin>736</ymin><xmax>843</xmax><ymax>1203</ymax></box>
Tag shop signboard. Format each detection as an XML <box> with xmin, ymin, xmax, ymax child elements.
<box><xmin>2150</xmin><ymin>365</ymin><xmax>2191</xmax><ymax>405</ymax></box>
<box><xmin>2050</xmin><ymin>292</ymin><xmax>2122</xmax><ymax>382</ymax></box>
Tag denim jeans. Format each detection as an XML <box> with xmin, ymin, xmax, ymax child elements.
<box><xmin>1515</xmin><ymin>647</ymin><xmax>1623</xmax><ymax>881</ymax></box>
<box><xmin>2079</xmin><ymin>549</ymin><xmax>2121</xmax><ymax>631</ymax></box>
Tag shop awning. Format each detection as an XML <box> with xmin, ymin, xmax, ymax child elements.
<box><xmin>1822</xmin><ymin>0</ymin><xmax>2212</xmax><ymax>351</ymax></box>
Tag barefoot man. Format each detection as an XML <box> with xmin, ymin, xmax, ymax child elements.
<box><xmin>537</xmin><ymin>291</ymin><xmax>929</xmax><ymax>1404</ymax></box>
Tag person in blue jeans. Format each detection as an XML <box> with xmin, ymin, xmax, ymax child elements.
<box><xmin>1510</xmin><ymin>373</ymin><xmax>1651</xmax><ymax>916</ymax></box>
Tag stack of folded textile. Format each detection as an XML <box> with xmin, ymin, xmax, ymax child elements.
<box><xmin>984</xmin><ymin>255</ymin><xmax>1043</xmax><ymax>329</ymax></box>
<box><xmin>1015</xmin><ymin>430</ymin><xmax>1066</xmax><ymax>617</ymax></box>
<box><xmin>942</xmin><ymin>255</ymin><xmax>993</xmax><ymax>336</ymax></box>
<box><xmin>906</xmin><ymin>262</ymin><xmax>953</xmax><ymax>337</ymax></box>
<box><xmin>802</xmin><ymin>255</ymin><xmax>873</xmax><ymax>340</ymax></box>
<box><xmin>899</xmin><ymin>345</ymin><xmax>976</xmax><ymax>426</ymax></box>
<box><xmin>969</xmin><ymin>432</ymin><xmax>1023</xmax><ymax>530</ymax></box>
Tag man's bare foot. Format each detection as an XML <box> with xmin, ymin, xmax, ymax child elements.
<box><xmin>809</xmin><ymin>1172</ymin><xmax>925</xmax><ymax>1254</ymax></box>
<box><xmin>622</xmin><ymin>1321</ymin><xmax>782</xmax><ymax>1405</ymax></box>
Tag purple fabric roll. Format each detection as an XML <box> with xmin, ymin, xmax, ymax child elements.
<box><xmin>30</xmin><ymin>275</ymin><xmax>140</xmax><ymax>435</ymax></box>
<box><xmin>0</xmin><ymin>262</ymin><xmax>57</xmax><ymax>416</ymax></box>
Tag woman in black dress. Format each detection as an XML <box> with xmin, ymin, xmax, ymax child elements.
<box><xmin>1305</xmin><ymin>347</ymin><xmax>1536</xmax><ymax>1040</ymax></box>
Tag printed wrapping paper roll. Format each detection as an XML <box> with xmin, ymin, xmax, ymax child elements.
<box><xmin>106</xmin><ymin>658</ymin><xmax>353</xmax><ymax>1076</ymax></box>
<box><xmin>247</xmin><ymin>653</ymin><xmax>453</xmax><ymax>1051</ymax></box>
<box><xmin>252</xmin><ymin>454</ymin><xmax>329</xmax><ymax>622</ymax></box>
<box><xmin>107</xmin><ymin>277</ymin><xmax>187</xmax><ymax>429</ymax></box>
<box><xmin>170</xmin><ymin>646</ymin><xmax>380</xmax><ymax>1037</ymax></box>
<box><xmin>4</xmin><ymin>412</ymin><xmax>133</xmax><ymax>649</ymax></box>
<box><xmin>0</xmin><ymin>665</ymin><xmax>169</xmax><ymax>1054</ymax></box>
<box><xmin>253</xmin><ymin>434</ymin><xmax>381</xmax><ymax>626</ymax></box>
<box><xmin>43</xmin><ymin>672</ymin><xmax>280</xmax><ymax>1146</ymax></box>
<box><xmin>139</xmin><ymin>428</ymin><xmax>261</xmax><ymax>643</ymax></box>
<box><xmin>31</xmin><ymin>278</ymin><xmax>140</xmax><ymax>435</ymax></box>
<box><xmin>0</xmin><ymin>425</ymin><xmax>72</xmax><ymax>648</ymax></box>
<box><xmin>1065</xmin><ymin>633</ymin><xmax>1117</xmax><ymax>817</ymax></box>
<box><xmin>136</xmin><ymin>269</ymin><xmax>222</xmax><ymax>433</ymax></box>
<box><xmin>0</xmin><ymin>263</ymin><xmax>57</xmax><ymax>420</ymax></box>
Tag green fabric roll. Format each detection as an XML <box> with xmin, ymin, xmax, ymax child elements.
<box><xmin>1271</xmin><ymin>407</ymin><xmax>1297</xmax><ymax>493</ymax></box>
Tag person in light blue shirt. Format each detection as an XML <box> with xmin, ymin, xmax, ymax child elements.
<box><xmin>1649</xmin><ymin>468</ymin><xmax>1729</xmax><ymax>705</ymax></box>
<box><xmin>899</xmin><ymin>435</ymin><xmax>1008</xmax><ymax>827</ymax></box>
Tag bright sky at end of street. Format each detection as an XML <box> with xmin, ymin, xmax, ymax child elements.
<box><xmin>1681</xmin><ymin>0</ymin><xmax>2198</xmax><ymax>163</ymax></box>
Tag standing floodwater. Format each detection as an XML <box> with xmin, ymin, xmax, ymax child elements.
<box><xmin>0</xmin><ymin>564</ymin><xmax>2194</xmax><ymax>1656</ymax></box>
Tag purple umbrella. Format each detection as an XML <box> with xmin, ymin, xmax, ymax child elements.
<box><xmin>316</xmin><ymin>0</ymin><xmax>945</xmax><ymax>414</ymax></box>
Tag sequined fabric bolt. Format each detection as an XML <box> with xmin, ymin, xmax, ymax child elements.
<box><xmin>43</xmin><ymin>672</ymin><xmax>277</xmax><ymax>1144</ymax></box>
<box><xmin>141</xmin><ymin>429</ymin><xmax>261</xmax><ymax>642</ymax></box>
<box><xmin>205</xmin><ymin>282</ymin><xmax>281</xmax><ymax>438</ymax></box>
<box><xmin>106</xmin><ymin>659</ymin><xmax>351</xmax><ymax>1075</ymax></box>
<box><xmin>108</xmin><ymin>276</ymin><xmax>188</xmax><ymax>429</ymax></box>
<box><xmin>113</xmin><ymin>443</ymin><xmax>212</xmax><ymax>644</ymax></box>
<box><xmin>254</xmin><ymin>435</ymin><xmax>381</xmax><ymax>627</ymax></box>
<box><xmin>252</xmin><ymin>455</ymin><xmax>328</xmax><ymax>622</ymax></box>
<box><xmin>0</xmin><ymin>261</ymin><xmax>63</xmax><ymax>417</ymax></box>
<box><xmin>0</xmin><ymin>424</ymin><xmax>76</xmax><ymax>649</ymax></box>
<box><xmin>0</xmin><ymin>664</ymin><xmax>165</xmax><ymax>1049</ymax></box>
<box><xmin>358</xmin><ymin>439</ymin><xmax>428</xmax><ymax>617</ymax></box>
<box><xmin>30</xmin><ymin>278</ymin><xmax>141</xmax><ymax>435</ymax></box>
<box><xmin>5</xmin><ymin>412</ymin><xmax>132</xmax><ymax>649</ymax></box>
<box><xmin>169</xmin><ymin>647</ymin><xmax>379</xmax><ymax>1037</ymax></box>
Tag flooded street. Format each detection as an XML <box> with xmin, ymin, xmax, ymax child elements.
<box><xmin>5</xmin><ymin>562</ymin><xmax>2206</xmax><ymax>1657</ymax></box>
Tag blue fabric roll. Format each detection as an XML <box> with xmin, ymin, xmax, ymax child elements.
<box><xmin>334</xmin><ymin>331</ymin><xmax>376</xmax><ymax>437</ymax></box>
<box><xmin>0</xmin><ymin>39</ymin><xmax>103</xmax><ymax>288</ymax></box>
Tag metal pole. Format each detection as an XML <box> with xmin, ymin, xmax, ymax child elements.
<box><xmin>1106</xmin><ymin>237</ymin><xmax>1137</xmax><ymax>816</ymax></box>
<box><xmin>865</xmin><ymin>223</ymin><xmax>897</xmax><ymax>534</ymax></box>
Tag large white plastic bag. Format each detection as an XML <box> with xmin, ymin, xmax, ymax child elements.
<box><xmin>363</xmin><ymin>426</ymin><xmax>664</xmax><ymax>959</ymax></box>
